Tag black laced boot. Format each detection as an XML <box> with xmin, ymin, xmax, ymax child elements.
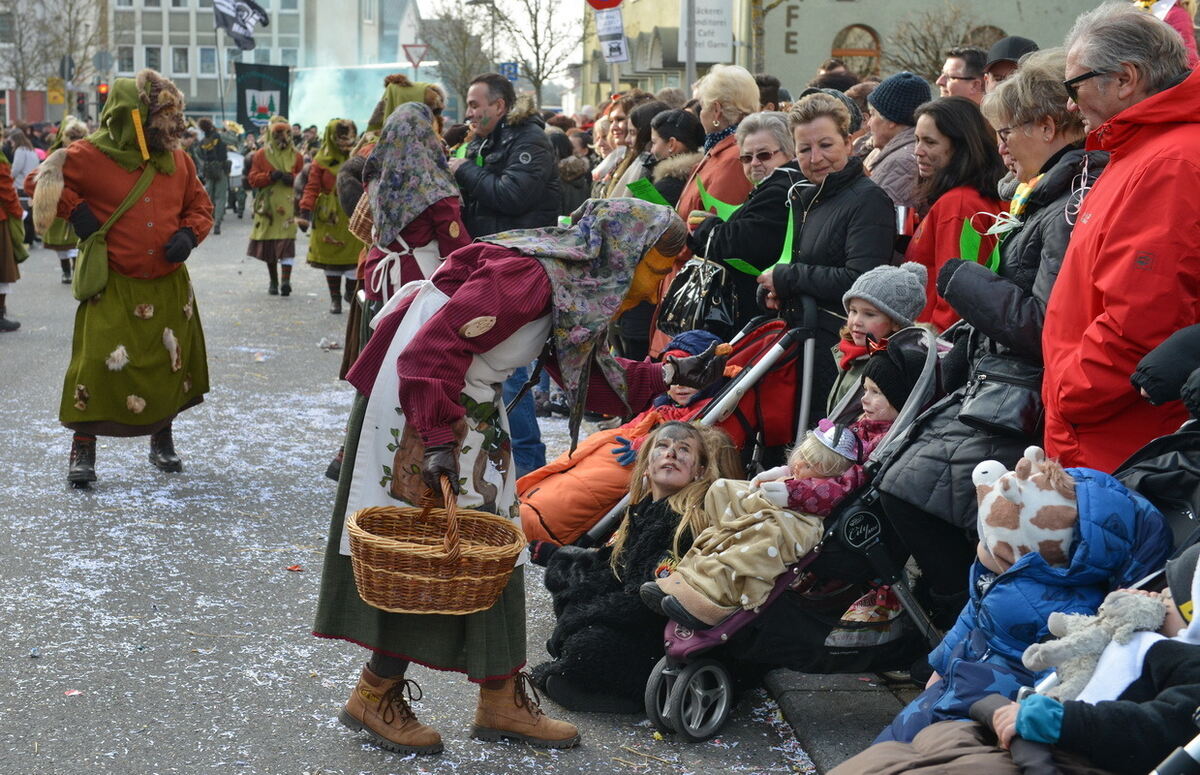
<box><xmin>327</xmin><ymin>275</ymin><xmax>343</xmax><ymax>314</ymax></box>
<box><xmin>68</xmin><ymin>433</ymin><xmax>97</xmax><ymax>488</ymax></box>
<box><xmin>267</xmin><ymin>261</ymin><xmax>279</xmax><ymax>295</ymax></box>
<box><xmin>60</xmin><ymin>257</ymin><xmax>73</xmax><ymax>284</ymax></box>
<box><xmin>0</xmin><ymin>296</ymin><xmax>18</xmax><ymax>333</ymax></box>
<box><xmin>149</xmin><ymin>425</ymin><xmax>183</xmax><ymax>473</ymax></box>
<box><xmin>280</xmin><ymin>263</ymin><xmax>293</xmax><ymax>297</ymax></box>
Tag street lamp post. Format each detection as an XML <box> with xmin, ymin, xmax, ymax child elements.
<box><xmin>466</xmin><ymin>0</ymin><xmax>498</xmax><ymax>70</ymax></box>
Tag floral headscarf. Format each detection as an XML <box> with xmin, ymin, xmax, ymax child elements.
<box><xmin>481</xmin><ymin>198</ymin><xmax>685</xmax><ymax>447</ymax></box>
<box><xmin>365</xmin><ymin>103</ymin><xmax>460</xmax><ymax>246</ymax></box>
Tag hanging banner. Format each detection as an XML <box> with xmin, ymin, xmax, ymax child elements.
<box><xmin>234</xmin><ymin>62</ymin><xmax>290</xmax><ymax>129</ymax></box>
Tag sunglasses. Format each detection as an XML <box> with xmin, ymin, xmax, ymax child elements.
<box><xmin>1063</xmin><ymin>70</ymin><xmax>1106</xmax><ymax>101</ymax></box>
<box><xmin>739</xmin><ymin>148</ymin><xmax>781</xmax><ymax>164</ymax></box>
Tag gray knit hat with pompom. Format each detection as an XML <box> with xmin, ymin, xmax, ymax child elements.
<box><xmin>842</xmin><ymin>262</ymin><xmax>928</xmax><ymax>328</ymax></box>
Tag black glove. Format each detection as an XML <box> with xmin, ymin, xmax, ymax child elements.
<box><xmin>296</xmin><ymin>210</ymin><xmax>312</xmax><ymax>233</ymax></box>
<box><xmin>163</xmin><ymin>227</ymin><xmax>196</xmax><ymax>263</ymax></box>
<box><xmin>269</xmin><ymin>169</ymin><xmax>283</xmax><ymax>182</ymax></box>
<box><xmin>420</xmin><ymin>443</ymin><xmax>459</xmax><ymax>495</ymax></box>
<box><xmin>1183</xmin><ymin>367</ymin><xmax>1200</xmax><ymax>420</ymax></box>
<box><xmin>280</xmin><ymin>173</ymin><xmax>294</xmax><ymax>186</ymax></box>
<box><xmin>528</xmin><ymin>540</ymin><xmax>559</xmax><ymax>567</ymax></box>
<box><xmin>665</xmin><ymin>341</ymin><xmax>728</xmax><ymax>389</ymax></box>
<box><xmin>69</xmin><ymin>203</ymin><xmax>101</xmax><ymax>240</ymax></box>
<box><xmin>936</xmin><ymin>257</ymin><xmax>966</xmax><ymax>297</ymax></box>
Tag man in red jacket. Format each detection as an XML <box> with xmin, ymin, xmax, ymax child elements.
<box><xmin>1042</xmin><ymin>3</ymin><xmax>1200</xmax><ymax>472</ymax></box>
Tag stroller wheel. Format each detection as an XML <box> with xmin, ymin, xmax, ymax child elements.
<box><xmin>665</xmin><ymin>658</ymin><xmax>734</xmax><ymax>742</ymax></box>
<box><xmin>644</xmin><ymin>656</ymin><xmax>679</xmax><ymax>735</ymax></box>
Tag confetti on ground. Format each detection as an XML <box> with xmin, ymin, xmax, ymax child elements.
<box><xmin>63</xmin><ymin>689</ymin><xmax>82</xmax><ymax>697</ymax></box>
<box><xmin>285</xmin><ymin>564</ymin><xmax>304</xmax><ymax>572</ymax></box>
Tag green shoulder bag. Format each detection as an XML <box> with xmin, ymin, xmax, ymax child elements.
<box><xmin>73</xmin><ymin>165</ymin><xmax>157</xmax><ymax>301</ymax></box>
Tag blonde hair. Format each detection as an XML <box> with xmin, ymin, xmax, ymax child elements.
<box><xmin>787</xmin><ymin>431</ymin><xmax>856</xmax><ymax>479</ymax></box>
<box><xmin>610</xmin><ymin>422</ymin><xmax>742</xmax><ymax>577</ymax></box>
<box><xmin>695</xmin><ymin>64</ymin><xmax>760</xmax><ymax>125</ymax></box>
<box><xmin>788</xmin><ymin>92</ymin><xmax>852</xmax><ymax>138</ymax></box>
<box><xmin>980</xmin><ymin>48</ymin><xmax>1084</xmax><ymax>144</ymax></box>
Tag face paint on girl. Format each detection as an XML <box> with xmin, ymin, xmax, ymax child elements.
<box><xmin>647</xmin><ymin>425</ymin><xmax>703</xmax><ymax>499</ymax></box>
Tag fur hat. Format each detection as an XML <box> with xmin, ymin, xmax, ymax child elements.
<box><xmin>843</xmin><ymin>262</ymin><xmax>928</xmax><ymax>328</ymax></box>
<box><xmin>973</xmin><ymin>446</ymin><xmax>1078</xmax><ymax>570</ymax></box>
<box><xmin>861</xmin><ymin>345</ymin><xmax>924</xmax><ymax>412</ymax></box>
<box><xmin>1167</xmin><ymin>542</ymin><xmax>1200</xmax><ymax>624</ymax></box>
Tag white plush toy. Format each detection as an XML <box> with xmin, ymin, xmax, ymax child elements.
<box><xmin>1021</xmin><ymin>589</ymin><xmax>1168</xmax><ymax>700</ymax></box>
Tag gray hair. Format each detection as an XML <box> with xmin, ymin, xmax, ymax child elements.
<box><xmin>1066</xmin><ymin>1</ymin><xmax>1189</xmax><ymax>95</ymax></box>
<box><xmin>736</xmin><ymin>111</ymin><xmax>795</xmax><ymax>158</ymax></box>
<box><xmin>981</xmin><ymin>48</ymin><xmax>1084</xmax><ymax>143</ymax></box>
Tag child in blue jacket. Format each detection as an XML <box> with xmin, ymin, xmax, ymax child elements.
<box><xmin>877</xmin><ymin>445</ymin><xmax>1172</xmax><ymax>744</ymax></box>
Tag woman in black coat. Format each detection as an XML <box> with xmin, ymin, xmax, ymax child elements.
<box><xmin>873</xmin><ymin>50</ymin><xmax>1104</xmax><ymax>619</ymax></box>
<box><xmin>529</xmin><ymin>422</ymin><xmax>741</xmax><ymax>712</ymax></box>
<box><xmin>757</xmin><ymin>91</ymin><xmax>896</xmax><ymax>406</ymax></box>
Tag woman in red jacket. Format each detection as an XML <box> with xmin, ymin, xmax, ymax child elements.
<box><xmin>906</xmin><ymin>97</ymin><xmax>1006</xmax><ymax>332</ymax></box>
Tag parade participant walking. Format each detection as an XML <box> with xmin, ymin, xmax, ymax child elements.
<box><xmin>32</xmin><ymin>116</ymin><xmax>89</xmax><ymax>284</ymax></box>
<box><xmin>244</xmin><ymin>116</ymin><xmax>302</xmax><ymax>297</ymax></box>
<box><xmin>29</xmin><ymin>69</ymin><xmax>213</xmax><ymax>486</ymax></box>
<box><xmin>0</xmin><ymin>148</ymin><xmax>26</xmax><ymax>332</ymax></box>
<box><xmin>298</xmin><ymin>118</ymin><xmax>360</xmax><ymax>314</ymax></box>
<box><xmin>195</xmin><ymin>118</ymin><xmax>229</xmax><ymax>235</ymax></box>
<box><xmin>313</xmin><ymin>199</ymin><xmax>726</xmax><ymax>755</ymax></box>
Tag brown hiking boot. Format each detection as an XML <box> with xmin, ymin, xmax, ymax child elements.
<box><xmin>338</xmin><ymin>665</ymin><xmax>443</xmax><ymax>755</ymax></box>
<box><xmin>471</xmin><ymin>671</ymin><xmax>581</xmax><ymax>749</ymax></box>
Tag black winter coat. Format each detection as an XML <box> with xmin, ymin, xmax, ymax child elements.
<box><xmin>691</xmin><ymin>162</ymin><xmax>804</xmax><ymax>334</ymax></box>
<box><xmin>533</xmin><ymin>496</ymin><xmax>689</xmax><ymax>699</ymax></box>
<box><xmin>454</xmin><ymin>106</ymin><xmax>560</xmax><ymax>238</ymax></box>
<box><xmin>876</xmin><ymin>148</ymin><xmax>1109</xmax><ymax>530</ymax></box>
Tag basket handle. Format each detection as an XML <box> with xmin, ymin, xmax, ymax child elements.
<box><xmin>420</xmin><ymin>476</ymin><xmax>461</xmax><ymax>564</ymax></box>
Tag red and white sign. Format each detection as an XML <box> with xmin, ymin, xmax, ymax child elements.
<box><xmin>586</xmin><ymin>0</ymin><xmax>622</xmax><ymax>9</ymax></box>
<box><xmin>403</xmin><ymin>44</ymin><xmax>429</xmax><ymax>69</ymax></box>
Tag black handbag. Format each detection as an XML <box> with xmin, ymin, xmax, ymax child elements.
<box><xmin>656</xmin><ymin>256</ymin><xmax>738</xmax><ymax>339</ymax></box>
<box><xmin>958</xmin><ymin>350</ymin><xmax>1044</xmax><ymax>438</ymax></box>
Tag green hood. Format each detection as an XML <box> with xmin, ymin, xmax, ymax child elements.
<box><xmin>86</xmin><ymin>77</ymin><xmax>176</xmax><ymax>174</ymax></box>
<box><xmin>312</xmin><ymin>118</ymin><xmax>355</xmax><ymax>171</ymax></box>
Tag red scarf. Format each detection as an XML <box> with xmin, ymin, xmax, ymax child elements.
<box><xmin>837</xmin><ymin>339</ymin><xmax>871</xmax><ymax>370</ymax></box>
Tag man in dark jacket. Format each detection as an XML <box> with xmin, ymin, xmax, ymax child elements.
<box><xmin>449</xmin><ymin>72</ymin><xmax>560</xmax><ymax>476</ymax></box>
<box><xmin>196</xmin><ymin>117</ymin><xmax>229</xmax><ymax>235</ymax></box>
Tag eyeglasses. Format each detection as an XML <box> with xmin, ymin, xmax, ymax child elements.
<box><xmin>939</xmin><ymin>72</ymin><xmax>979</xmax><ymax>82</ymax></box>
<box><xmin>739</xmin><ymin>148</ymin><xmax>782</xmax><ymax>164</ymax></box>
<box><xmin>996</xmin><ymin>123</ymin><xmax>1029</xmax><ymax>144</ymax></box>
<box><xmin>1063</xmin><ymin>70</ymin><xmax>1106</xmax><ymax>101</ymax></box>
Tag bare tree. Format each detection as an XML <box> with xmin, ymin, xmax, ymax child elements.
<box><xmin>421</xmin><ymin>1</ymin><xmax>491</xmax><ymax>119</ymax></box>
<box><xmin>750</xmin><ymin>0</ymin><xmax>786</xmax><ymax>74</ymax></box>
<box><xmin>882</xmin><ymin>1</ymin><xmax>973</xmax><ymax>82</ymax></box>
<box><xmin>493</xmin><ymin>0</ymin><xmax>582</xmax><ymax>107</ymax></box>
<box><xmin>43</xmin><ymin>0</ymin><xmax>108</xmax><ymax>95</ymax></box>
<box><xmin>0</xmin><ymin>0</ymin><xmax>54</xmax><ymax>121</ymax></box>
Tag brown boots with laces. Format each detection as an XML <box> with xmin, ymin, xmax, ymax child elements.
<box><xmin>339</xmin><ymin>665</ymin><xmax>443</xmax><ymax>755</ymax></box>
<box><xmin>340</xmin><ymin>666</ymin><xmax>580</xmax><ymax>755</ymax></box>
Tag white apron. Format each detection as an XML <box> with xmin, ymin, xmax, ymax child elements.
<box><xmin>341</xmin><ymin>277</ymin><xmax>550</xmax><ymax>559</ymax></box>
<box><xmin>367</xmin><ymin>236</ymin><xmax>442</xmax><ymax>302</ymax></box>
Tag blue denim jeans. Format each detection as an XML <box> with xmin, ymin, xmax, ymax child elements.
<box><xmin>503</xmin><ymin>366</ymin><xmax>546</xmax><ymax>478</ymax></box>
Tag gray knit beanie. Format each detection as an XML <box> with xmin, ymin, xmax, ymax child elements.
<box><xmin>843</xmin><ymin>262</ymin><xmax>928</xmax><ymax>327</ymax></box>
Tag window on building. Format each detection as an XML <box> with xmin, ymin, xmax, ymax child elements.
<box><xmin>171</xmin><ymin>0</ymin><xmax>188</xmax><ymax>7</ymax></box>
<box><xmin>831</xmin><ymin>24</ymin><xmax>881</xmax><ymax>78</ymax></box>
<box><xmin>145</xmin><ymin>46</ymin><xmax>161</xmax><ymax>71</ymax></box>
<box><xmin>362</xmin><ymin>0</ymin><xmax>374</xmax><ymax>23</ymax></box>
<box><xmin>199</xmin><ymin>46</ymin><xmax>217</xmax><ymax>74</ymax></box>
<box><xmin>0</xmin><ymin>12</ymin><xmax>13</xmax><ymax>44</ymax></box>
<box><xmin>115</xmin><ymin>0</ymin><xmax>132</xmax><ymax>6</ymax></box>
<box><xmin>254</xmin><ymin>48</ymin><xmax>272</xmax><ymax>64</ymax></box>
<box><xmin>145</xmin><ymin>0</ymin><xmax>161</xmax><ymax>7</ymax></box>
<box><xmin>280</xmin><ymin>0</ymin><xmax>296</xmax><ymax>9</ymax></box>
<box><xmin>226</xmin><ymin>48</ymin><xmax>241</xmax><ymax>74</ymax></box>
<box><xmin>172</xmin><ymin>46</ymin><xmax>189</xmax><ymax>73</ymax></box>
<box><xmin>280</xmin><ymin>48</ymin><xmax>298</xmax><ymax>67</ymax></box>
<box><xmin>966</xmin><ymin>25</ymin><xmax>1007</xmax><ymax>51</ymax></box>
<box><xmin>199</xmin><ymin>0</ymin><xmax>212</xmax><ymax>7</ymax></box>
<box><xmin>118</xmin><ymin>45</ymin><xmax>135</xmax><ymax>73</ymax></box>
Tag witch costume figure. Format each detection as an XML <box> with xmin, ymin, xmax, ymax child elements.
<box><xmin>299</xmin><ymin>118</ymin><xmax>361</xmax><ymax>314</ymax></box>
<box><xmin>30</xmin><ymin>114</ymin><xmax>89</xmax><ymax>285</ymax></box>
<box><xmin>245</xmin><ymin>115</ymin><xmax>303</xmax><ymax>297</ymax></box>
<box><xmin>312</xmin><ymin>198</ymin><xmax>728</xmax><ymax>756</ymax></box>
<box><xmin>29</xmin><ymin>69</ymin><xmax>213</xmax><ymax>487</ymax></box>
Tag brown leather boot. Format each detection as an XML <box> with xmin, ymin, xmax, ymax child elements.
<box><xmin>471</xmin><ymin>672</ymin><xmax>581</xmax><ymax>749</ymax></box>
<box><xmin>338</xmin><ymin>665</ymin><xmax>443</xmax><ymax>755</ymax></box>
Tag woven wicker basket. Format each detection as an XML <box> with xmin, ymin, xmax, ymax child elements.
<box><xmin>346</xmin><ymin>479</ymin><xmax>525</xmax><ymax>615</ymax></box>
<box><xmin>348</xmin><ymin>191</ymin><xmax>374</xmax><ymax>245</ymax></box>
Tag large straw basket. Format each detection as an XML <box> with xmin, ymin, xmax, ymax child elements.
<box><xmin>346</xmin><ymin>478</ymin><xmax>525</xmax><ymax>615</ymax></box>
<box><xmin>348</xmin><ymin>191</ymin><xmax>374</xmax><ymax>245</ymax></box>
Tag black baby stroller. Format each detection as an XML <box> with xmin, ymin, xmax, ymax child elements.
<box><xmin>643</xmin><ymin>326</ymin><xmax>945</xmax><ymax>741</ymax></box>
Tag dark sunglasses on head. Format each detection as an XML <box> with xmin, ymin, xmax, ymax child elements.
<box><xmin>739</xmin><ymin>148</ymin><xmax>781</xmax><ymax>164</ymax></box>
<box><xmin>1063</xmin><ymin>70</ymin><xmax>1106</xmax><ymax>101</ymax></box>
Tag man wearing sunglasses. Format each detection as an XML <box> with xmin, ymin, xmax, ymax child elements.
<box><xmin>1041</xmin><ymin>2</ymin><xmax>1200</xmax><ymax>474</ymax></box>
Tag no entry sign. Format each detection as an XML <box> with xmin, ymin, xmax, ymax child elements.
<box><xmin>586</xmin><ymin>0</ymin><xmax>622</xmax><ymax>9</ymax></box>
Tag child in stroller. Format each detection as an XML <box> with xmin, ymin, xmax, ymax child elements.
<box><xmin>641</xmin><ymin>346</ymin><xmax>925</xmax><ymax>631</ymax></box>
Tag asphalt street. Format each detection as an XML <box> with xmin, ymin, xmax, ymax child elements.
<box><xmin>0</xmin><ymin>210</ymin><xmax>814</xmax><ymax>775</ymax></box>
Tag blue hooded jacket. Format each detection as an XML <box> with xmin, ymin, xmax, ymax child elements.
<box><xmin>877</xmin><ymin>468</ymin><xmax>1172</xmax><ymax>743</ymax></box>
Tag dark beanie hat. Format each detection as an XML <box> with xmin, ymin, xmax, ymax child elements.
<box><xmin>1167</xmin><ymin>543</ymin><xmax>1200</xmax><ymax>624</ymax></box>
<box><xmin>867</xmin><ymin>72</ymin><xmax>932</xmax><ymax>127</ymax></box>
<box><xmin>800</xmin><ymin>86</ymin><xmax>863</xmax><ymax>134</ymax></box>
<box><xmin>861</xmin><ymin>346</ymin><xmax>925</xmax><ymax>412</ymax></box>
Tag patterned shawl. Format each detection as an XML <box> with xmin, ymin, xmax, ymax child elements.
<box><xmin>365</xmin><ymin>103</ymin><xmax>459</xmax><ymax>246</ymax></box>
<box><xmin>481</xmin><ymin>198</ymin><xmax>683</xmax><ymax>446</ymax></box>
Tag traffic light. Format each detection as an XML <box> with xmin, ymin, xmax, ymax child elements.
<box><xmin>96</xmin><ymin>82</ymin><xmax>109</xmax><ymax>110</ymax></box>
<box><xmin>75</xmin><ymin>92</ymin><xmax>86</xmax><ymax>115</ymax></box>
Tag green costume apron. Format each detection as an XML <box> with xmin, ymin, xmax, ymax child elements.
<box><xmin>305</xmin><ymin>119</ymin><xmax>360</xmax><ymax>270</ymax></box>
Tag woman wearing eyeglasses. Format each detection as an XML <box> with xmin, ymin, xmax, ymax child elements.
<box><xmin>687</xmin><ymin>110</ymin><xmax>804</xmax><ymax>334</ymax></box>
<box><xmin>905</xmin><ymin>96</ymin><xmax>1007</xmax><ymax>332</ymax></box>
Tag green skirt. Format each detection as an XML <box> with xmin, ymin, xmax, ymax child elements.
<box><xmin>59</xmin><ymin>267</ymin><xmax>209</xmax><ymax>436</ymax></box>
<box><xmin>306</xmin><ymin>191</ymin><xmax>361</xmax><ymax>270</ymax></box>
<box><xmin>311</xmin><ymin>392</ymin><xmax>527</xmax><ymax>682</ymax></box>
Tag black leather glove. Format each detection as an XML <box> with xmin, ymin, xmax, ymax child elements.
<box><xmin>280</xmin><ymin>173</ymin><xmax>295</xmax><ymax>186</ymax></box>
<box><xmin>163</xmin><ymin>227</ymin><xmax>196</xmax><ymax>263</ymax></box>
<box><xmin>936</xmin><ymin>257</ymin><xmax>966</xmax><ymax>297</ymax></box>
<box><xmin>1183</xmin><ymin>367</ymin><xmax>1200</xmax><ymax>420</ymax></box>
<box><xmin>528</xmin><ymin>540</ymin><xmax>559</xmax><ymax>567</ymax></box>
<box><xmin>420</xmin><ymin>443</ymin><xmax>459</xmax><ymax>495</ymax></box>
<box><xmin>269</xmin><ymin>169</ymin><xmax>283</xmax><ymax>182</ymax></box>
<box><xmin>664</xmin><ymin>341</ymin><xmax>728</xmax><ymax>389</ymax></box>
<box><xmin>70</xmin><ymin>203</ymin><xmax>101</xmax><ymax>240</ymax></box>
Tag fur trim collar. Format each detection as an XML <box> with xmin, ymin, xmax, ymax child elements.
<box><xmin>652</xmin><ymin>152</ymin><xmax>703</xmax><ymax>183</ymax></box>
<box><xmin>505</xmin><ymin>94</ymin><xmax>540</xmax><ymax>127</ymax></box>
<box><xmin>559</xmin><ymin>155</ymin><xmax>590</xmax><ymax>182</ymax></box>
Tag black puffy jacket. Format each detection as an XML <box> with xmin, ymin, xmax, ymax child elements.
<box><xmin>876</xmin><ymin>148</ymin><xmax>1109</xmax><ymax>530</ymax></box>
<box><xmin>454</xmin><ymin>98</ymin><xmax>560</xmax><ymax>238</ymax></box>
